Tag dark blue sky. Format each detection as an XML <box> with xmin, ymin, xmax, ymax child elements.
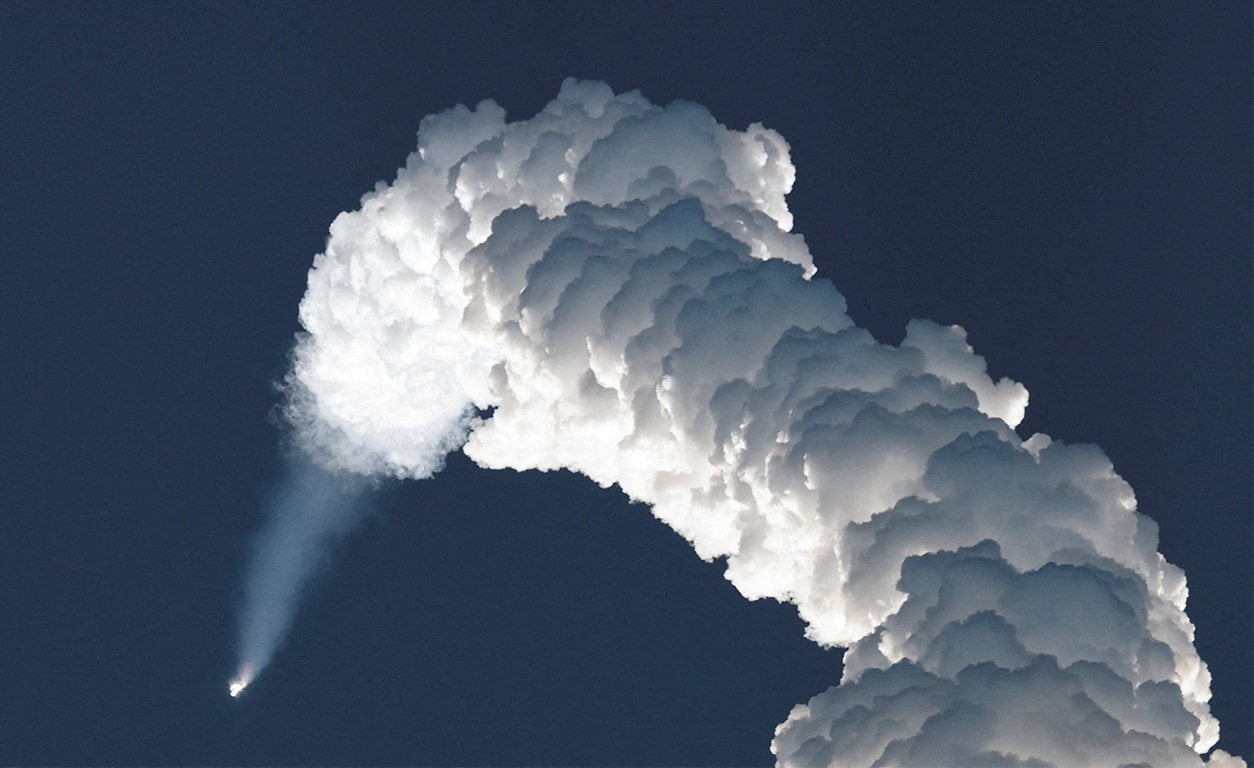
<box><xmin>2</xmin><ymin>2</ymin><xmax>1249</xmax><ymax>764</ymax></box>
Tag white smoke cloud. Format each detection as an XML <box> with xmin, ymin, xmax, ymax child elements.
<box><xmin>269</xmin><ymin>79</ymin><xmax>1242</xmax><ymax>767</ymax></box>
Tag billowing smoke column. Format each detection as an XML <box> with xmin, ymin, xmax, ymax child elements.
<box><xmin>250</xmin><ymin>80</ymin><xmax>1243</xmax><ymax>766</ymax></box>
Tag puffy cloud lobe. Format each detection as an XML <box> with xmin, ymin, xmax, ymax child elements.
<box><xmin>780</xmin><ymin>541</ymin><xmax>1212</xmax><ymax>767</ymax></box>
<box><xmin>288</xmin><ymin>80</ymin><xmax>1241</xmax><ymax>767</ymax></box>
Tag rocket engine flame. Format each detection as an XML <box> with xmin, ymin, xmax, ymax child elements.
<box><xmin>228</xmin><ymin>664</ymin><xmax>252</xmax><ymax>698</ymax></box>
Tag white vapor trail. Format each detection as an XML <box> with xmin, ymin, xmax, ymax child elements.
<box><xmin>240</xmin><ymin>80</ymin><xmax>1242</xmax><ymax>767</ymax></box>
<box><xmin>231</xmin><ymin>459</ymin><xmax>363</xmax><ymax>695</ymax></box>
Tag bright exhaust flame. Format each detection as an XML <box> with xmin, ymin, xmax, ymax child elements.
<box><xmin>228</xmin><ymin>667</ymin><xmax>252</xmax><ymax>698</ymax></box>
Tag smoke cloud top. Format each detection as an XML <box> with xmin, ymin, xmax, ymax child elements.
<box><xmin>242</xmin><ymin>80</ymin><xmax>1241</xmax><ymax>766</ymax></box>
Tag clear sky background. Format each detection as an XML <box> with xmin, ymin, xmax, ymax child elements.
<box><xmin>2</xmin><ymin>2</ymin><xmax>1249</xmax><ymax>765</ymax></box>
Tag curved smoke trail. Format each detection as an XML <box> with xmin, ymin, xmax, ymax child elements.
<box><xmin>235</xmin><ymin>80</ymin><xmax>1243</xmax><ymax>767</ymax></box>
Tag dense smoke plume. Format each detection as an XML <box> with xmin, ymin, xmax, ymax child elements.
<box><xmin>239</xmin><ymin>80</ymin><xmax>1242</xmax><ymax>766</ymax></box>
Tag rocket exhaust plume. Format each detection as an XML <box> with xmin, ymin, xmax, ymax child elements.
<box><xmin>235</xmin><ymin>80</ymin><xmax>1243</xmax><ymax>766</ymax></box>
<box><xmin>231</xmin><ymin>459</ymin><xmax>363</xmax><ymax>696</ymax></box>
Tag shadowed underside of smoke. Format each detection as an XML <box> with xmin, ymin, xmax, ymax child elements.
<box><xmin>273</xmin><ymin>79</ymin><xmax>1241</xmax><ymax>767</ymax></box>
